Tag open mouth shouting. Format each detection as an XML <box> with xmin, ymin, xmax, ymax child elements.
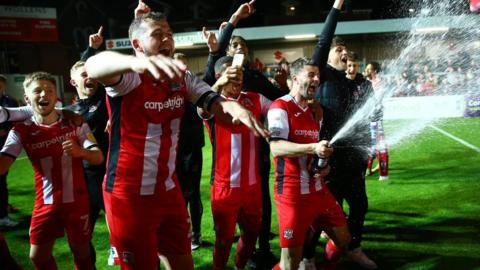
<box><xmin>158</xmin><ymin>48</ymin><xmax>171</xmax><ymax>56</ymax></box>
<box><xmin>85</xmin><ymin>80</ymin><xmax>96</xmax><ymax>89</ymax></box>
<box><xmin>38</xmin><ymin>100</ymin><xmax>50</xmax><ymax>108</ymax></box>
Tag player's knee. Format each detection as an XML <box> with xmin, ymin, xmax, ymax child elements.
<box><xmin>240</xmin><ymin>226</ymin><xmax>261</xmax><ymax>238</ymax></box>
<box><xmin>30</xmin><ymin>253</ymin><xmax>52</xmax><ymax>266</ymax></box>
<box><xmin>216</xmin><ymin>238</ymin><xmax>234</xmax><ymax>248</ymax></box>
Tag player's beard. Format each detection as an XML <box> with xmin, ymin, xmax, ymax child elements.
<box><xmin>299</xmin><ymin>79</ymin><xmax>315</xmax><ymax>100</ymax></box>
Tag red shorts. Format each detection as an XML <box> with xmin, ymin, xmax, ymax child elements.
<box><xmin>275</xmin><ymin>190</ymin><xmax>346</xmax><ymax>247</ymax></box>
<box><xmin>104</xmin><ymin>186</ymin><xmax>191</xmax><ymax>269</ymax></box>
<box><xmin>211</xmin><ymin>184</ymin><xmax>262</xmax><ymax>241</ymax></box>
<box><xmin>29</xmin><ymin>199</ymin><xmax>91</xmax><ymax>245</ymax></box>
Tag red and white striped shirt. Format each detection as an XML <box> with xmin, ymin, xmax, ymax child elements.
<box><xmin>267</xmin><ymin>95</ymin><xmax>325</xmax><ymax>197</ymax></box>
<box><xmin>1</xmin><ymin>117</ymin><xmax>97</xmax><ymax>206</ymax></box>
<box><xmin>104</xmin><ymin>71</ymin><xmax>213</xmax><ymax>198</ymax></box>
<box><xmin>205</xmin><ymin>91</ymin><xmax>271</xmax><ymax>188</ymax></box>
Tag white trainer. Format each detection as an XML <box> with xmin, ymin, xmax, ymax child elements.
<box><xmin>191</xmin><ymin>236</ymin><xmax>202</xmax><ymax>251</ymax></box>
<box><xmin>379</xmin><ymin>176</ymin><xmax>389</xmax><ymax>181</ymax></box>
<box><xmin>0</xmin><ymin>216</ymin><xmax>18</xmax><ymax>227</ymax></box>
<box><xmin>347</xmin><ymin>247</ymin><xmax>378</xmax><ymax>269</ymax></box>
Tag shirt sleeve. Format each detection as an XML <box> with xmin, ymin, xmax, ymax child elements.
<box><xmin>259</xmin><ymin>94</ymin><xmax>273</xmax><ymax>117</ymax></box>
<box><xmin>312</xmin><ymin>7</ymin><xmax>340</xmax><ymax>69</ymax></box>
<box><xmin>267</xmin><ymin>105</ymin><xmax>289</xmax><ymax>140</ymax></box>
<box><xmin>185</xmin><ymin>71</ymin><xmax>215</xmax><ymax>104</ymax></box>
<box><xmin>0</xmin><ymin>106</ymin><xmax>33</xmax><ymax>123</ymax></box>
<box><xmin>76</xmin><ymin>122</ymin><xmax>98</xmax><ymax>150</ymax></box>
<box><xmin>105</xmin><ymin>72</ymin><xmax>141</xmax><ymax>97</ymax></box>
<box><xmin>80</xmin><ymin>46</ymin><xmax>97</xmax><ymax>62</ymax></box>
<box><xmin>0</xmin><ymin>130</ymin><xmax>23</xmax><ymax>159</ymax></box>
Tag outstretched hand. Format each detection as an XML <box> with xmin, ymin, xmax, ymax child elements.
<box><xmin>226</xmin><ymin>101</ymin><xmax>269</xmax><ymax>138</ymax></box>
<box><xmin>89</xmin><ymin>26</ymin><xmax>104</xmax><ymax>49</ymax></box>
<box><xmin>134</xmin><ymin>0</ymin><xmax>151</xmax><ymax>18</ymax></box>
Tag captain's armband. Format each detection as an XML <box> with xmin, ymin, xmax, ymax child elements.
<box><xmin>202</xmin><ymin>91</ymin><xmax>221</xmax><ymax>113</ymax></box>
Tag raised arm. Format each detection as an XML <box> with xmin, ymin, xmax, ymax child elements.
<box><xmin>85</xmin><ymin>51</ymin><xmax>185</xmax><ymax>86</ymax></box>
<box><xmin>202</xmin><ymin>20</ymin><xmax>236</xmax><ymax>85</ymax></box>
<box><xmin>203</xmin><ymin>1</ymin><xmax>256</xmax><ymax>85</ymax></box>
<box><xmin>80</xmin><ymin>26</ymin><xmax>104</xmax><ymax>61</ymax></box>
<box><xmin>312</xmin><ymin>0</ymin><xmax>344</xmax><ymax>69</ymax></box>
<box><xmin>202</xmin><ymin>27</ymin><xmax>223</xmax><ymax>85</ymax></box>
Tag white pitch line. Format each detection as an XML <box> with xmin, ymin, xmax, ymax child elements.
<box><xmin>429</xmin><ymin>125</ymin><xmax>480</xmax><ymax>153</ymax></box>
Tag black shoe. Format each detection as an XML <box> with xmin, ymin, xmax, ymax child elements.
<box><xmin>250</xmin><ymin>250</ymin><xmax>278</xmax><ymax>269</ymax></box>
<box><xmin>7</xmin><ymin>204</ymin><xmax>20</xmax><ymax>213</ymax></box>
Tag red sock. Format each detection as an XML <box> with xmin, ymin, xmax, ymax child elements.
<box><xmin>213</xmin><ymin>239</ymin><xmax>233</xmax><ymax>270</ymax></box>
<box><xmin>272</xmin><ymin>263</ymin><xmax>281</xmax><ymax>270</ymax></box>
<box><xmin>324</xmin><ymin>239</ymin><xmax>343</xmax><ymax>263</ymax></box>
<box><xmin>235</xmin><ymin>232</ymin><xmax>258</xmax><ymax>268</ymax></box>
<box><xmin>74</xmin><ymin>256</ymin><xmax>93</xmax><ymax>270</ymax></box>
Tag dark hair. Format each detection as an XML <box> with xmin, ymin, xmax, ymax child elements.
<box><xmin>331</xmin><ymin>36</ymin><xmax>346</xmax><ymax>48</ymax></box>
<box><xmin>0</xmin><ymin>74</ymin><xmax>6</xmax><ymax>83</ymax></box>
<box><xmin>347</xmin><ymin>51</ymin><xmax>359</xmax><ymax>62</ymax></box>
<box><xmin>289</xmin><ymin>57</ymin><xmax>315</xmax><ymax>78</ymax></box>
<box><xmin>128</xmin><ymin>12</ymin><xmax>167</xmax><ymax>40</ymax></box>
<box><xmin>368</xmin><ymin>61</ymin><xmax>381</xmax><ymax>73</ymax></box>
<box><xmin>229</xmin><ymin>35</ymin><xmax>248</xmax><ymax>48</ymax></box>
<box><xmin>214</xmin><ymin>56</ymin><xmax>234</xmax><ymax>75</ymax></box>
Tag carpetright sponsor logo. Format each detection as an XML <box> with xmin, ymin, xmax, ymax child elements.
<box><xmin>144</xmin><ymin>96</ymin><xmax>184</xmax><ymax>112</ymax></box>
<box><xmin>294</xmin><ymin>129</ymin><xmax>319</xmax><ymax>140</ymax></box>
<box><xmin>31</xmin><ymin>130</ymin><xmax>76</xmax><ymax>150</ymax></box>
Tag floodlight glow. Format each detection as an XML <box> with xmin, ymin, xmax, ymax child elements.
<box><xmin>284</xmin><ymin>34</ymin><xmax>316</xmax><ymax>39</ymax></box>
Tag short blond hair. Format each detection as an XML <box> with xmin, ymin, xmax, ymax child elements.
<box><xmin>70</xmin><ymin>61</ymin><xmax>86</xmax><ymax>77</ymax></box>
<box><xmin>23</xmin><ymin>71</ymin><xmax>56</xmax><ymax>90</ymax></box>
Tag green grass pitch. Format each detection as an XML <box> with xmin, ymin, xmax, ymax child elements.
<box><xmin>2</xmin><ymin>117</ymin><xmax>480</xmax><ymax>269</ymax></box>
